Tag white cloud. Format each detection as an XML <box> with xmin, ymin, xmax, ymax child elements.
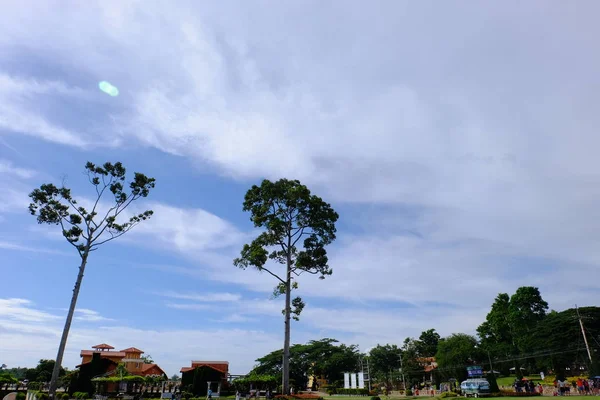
<box><xmin>75</xmin><ymin>308</ymin><xmax>114</xmax><ymax>322</ymax></box>
<box><xmin>0</xmin><ymin>74</ymin><xmax>90</xmax><ymax>147</ymax></box>
<box><xmin>159</xmin><ymin>291</ymin><xmax>241</xmax><ymax>303</ymax></box>
<box><xmin>0</xmin><ymin>159</ymin><xmax>37</xmax><ymax>179</ymax></box>
<box><xmin>0</xmin><ymin>240</ymin><xmax>72</xmax><ymax>256</ymax></box>
<box><xmin>0</xmin><ymin>298</ymin><xmax>61</xmax><ymax>323</ymax></box>
<box><xmin>130</xmin><ymin>203</ymin><xmax>248</xmax><ymax>254</ymax></box>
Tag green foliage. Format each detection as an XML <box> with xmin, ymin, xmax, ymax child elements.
<box><xmin>250</xmin><ymin>338</ymin><xmax>359</xmax><ymax>390</ymax></box>
<box><xmin>435</xmin><ymin>333</ymin><xmax>483</xmax><ymax>382</ymax></box>
<box><xmin>25</xmin><ymin>360</ymin><xmax>66</xmax><ymax>383</ymax></box>
<box><xmin>35</xmin><ymin>392</ymin><xmax>49</xmax><ymax>400</ymax></box>
<box><xmin>3</xmin><ymin>367</ymin><xmax>28</xmax><ymax>380</ymax></box>
<box><xmin>29</xmin><ymin>161</ymin><xmax>156</xmax><ymax>257</ymax></box>
<box><xmin>417</xmin><ymin>329</ymin><xmax>441</xmax><ymax>358</ymax></box>
<box><xmin>525</xmin><ymin>306</ymin><xmax>600</xmax><ymax>373</ymax></box>
<box><xmin>0</xmin><ymin>372</ymin><xmax>18</xmax><ymax>385</ymax></box>
<box><xmin>91</xmin><ymin>375</ymin><xmax>146</xmax><ymax>383</ymax></box>
<box><xmin>232</xmin><ymin>374</ymin><xmax>278</xmax><ymax>392</ymax></box>
<box><xmin>16</xmin><ymin>393</ymin><xmax>26</xmax><ymax>400</ymax></box>
<box><xmin>73</xmin><ymin>392</ymin><xmax>89</xmax><ymax>399</ymax></box>
<box><xmin>368</xmin><ymin>344</ymin><xmax>401</xmax><ymax>383</ymax></box>
<box><xmin>234</xmin><ymin>178</ymin><xmax>339</xmax><ymax>320</ymax></box>
<box><xmin>508</xmin><ymin>287</ymin><xmax>548</xmax><ymax>352</ymax></box>
<box><xmin>57</xmin><ymin>393</ymin><xmax>70</xmax><ymax>400</ymax></box>
<box><xmin>405</xmin><ymin>389</ymin><xmax>413</xmax><ymax>396</ymax></box>
<box><xmin>370</xmin><ymin>396</ymin><xmax>381</xmax><ymax>400</ymax></box>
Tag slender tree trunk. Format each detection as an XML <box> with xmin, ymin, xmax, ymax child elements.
<box><xmin>282</xmin><ymin>256</ymin><xmax>292</xmax><ymax>395</ymax></box>
<box><xmin>49</xmin><ymin>250</ymin><xmax>89</xmax><ymax>399</ymax></box>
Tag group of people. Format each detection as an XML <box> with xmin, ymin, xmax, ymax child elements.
<box><xmin>555</xmin><ymin>378</ymin><xmax>598</xmax><ymax>396</ymax></box>
<box><xmin>514</xmin><ymin>379</ymin><xmax>543</xmax><ymax>394</ymax></box>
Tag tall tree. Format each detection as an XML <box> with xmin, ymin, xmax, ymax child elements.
<box><xmin>28</xmin><ymin>161</ymin><xmax>155</xmax><ymax>399</ymax></box>
<box><xmin>508</xmin><ymin>286</ymin><xmax>548</xmax><ymax>352</ymax></box>
<box><xmin>234</xmin><ymin>179</ymin><xmax>339</xmax><ymax>394</ymax></box>
<box><xmin>400</xmin><ymin>338</ymin><xmax>423</xmax><ymax>386</ymax></box>
<box><xmin>477</xmin><ymin>293</ymin><xmax>515</xmax><ymax>367</ymax></box>
<box><xmin>369</xmin><ymin>344</ymin><xmax>402</xmax><ymax>384</ymax></box>
<box><xmin>417</xmin><ymin>329</ymin><xmax>441</xmax><ymax>357</ymax></box>
<box><xmin>435</xmin><ymin>334</ymin><xmax>483</xmax><ymax>382</ymax></box>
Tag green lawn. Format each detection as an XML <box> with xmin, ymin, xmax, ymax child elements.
<box><xmin>324</xmin><ymin>397</ymin><xmax>592</xmax><ymax>400</ymax></box>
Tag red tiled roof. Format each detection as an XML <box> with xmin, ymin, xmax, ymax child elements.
<box><xmin>81</xmin><ymin>350</ymin><xmax>126</xmax><ymax>357</ymax></box>
<box><xmin>121</xmin><ymin>347</ymin><xmax>144</xmax><ymax>353</ymax></box>
<box><xmin>76</xmin><ymin>358</ymin><xmax>119</xmax><ymax>368</ymax></box>
<box><xmin>183</xmin><ymin>363</ymin><xmax>228</xmax><ymax>374</ymax></box>
<box><xmin>141</xmin><ymin>364</ymin><xmax>166</xmax><ymax>376</ymax></box>
<box><xmin>92</xmin><ymin>343</ymin><xmax>115</xmax><ymax>350</ymax></box>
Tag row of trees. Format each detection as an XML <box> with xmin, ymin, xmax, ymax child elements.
<box><xmin>20</xmin><ymin>160</ymin><xmax>600</xmax><ymax>397</ymax></box>
<box><xmin>248</xmin><ymin>287</ymin><xmax>600</xmax><ymax>390</ymax></box>
<box><xmin>28</xmin><ymin>160</ymin><xmax>338</xmax><ymax>397</ymax></box>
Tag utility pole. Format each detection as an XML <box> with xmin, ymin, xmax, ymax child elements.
<box><xmin>487</xmin><ymin>351</ymin><xmax>494</xmax><ymax>374</ymax></box>
<box><xmin>399</xmin><ymin>352</ymin><xmax>406</xmax><ymax>391</ymax></box>
<box><xmin>576</xmin><ymin>305</ymin><xmax>593</xmax><ymax>363</ymax></box>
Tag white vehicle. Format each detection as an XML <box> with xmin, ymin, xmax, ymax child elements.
<box><xmin>460</xmin><ymin>379</ymin><xmax>490</xmax><ymax>398</ymax></box>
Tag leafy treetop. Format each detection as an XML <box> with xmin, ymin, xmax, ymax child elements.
<box><xmin>28</xmin><ymin>161</ymin><xmax>155</xmax><ymax>258</ymax></box>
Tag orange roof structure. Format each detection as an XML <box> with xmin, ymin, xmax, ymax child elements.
<box><xmin>92</xmin><ymin>343</ymin><xmax>115</xmax><ymax>350</ymax></box>
<box><xmin>121</xmin><ymin>347</ymin><xmax>144</xmax><ymax>353</ymax></box>
<box><xmin>142</xmin><ymin>363</ymin><xmax>166</xmax><ymax>375</ymax></box>
<box><xmin>80</xmin><ymin>350</ymin><xmax>126</xmax><ymax>357</ymax></box>
<box><xmin>181</xmin><ymin>361</ymin><xmax>229</xmax><ymax>374</ymax></box>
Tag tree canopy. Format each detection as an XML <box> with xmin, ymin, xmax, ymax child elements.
<box><xmin>250</xmin><ymin>338</ymin><xmax>358</xmax><ymax>390</ymax></box>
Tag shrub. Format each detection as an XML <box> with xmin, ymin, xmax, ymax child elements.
<box><xmin>438</xmin><ymin>392</ymin><xmax>457</xmax><ymax>398</ymax></box>
<box><xmin>73</xmin><ymin>392</ymin><xmax>89</xmax><ymax>399</ymax></box>
<box><xmin>16</xmin><ymin>393</ymin><xmax>26</xmax><ymax>400</ymax></box>
<box><xmin>181</xmin><ymin>391</ymin><xmax>193</xmax><ymax>400</ymax></box>
<box><xmin>35</xmin><ymin>392</ymin><xmax>49</xmax><ymax>400</ymax></box>
<box><xmin>370</xmin><ymin>396</ymin><xmax>381</xmax><ymax>400</ymax></box>
<box><xmin>58</xmin><ymin>393</ymin><xmax>70</xmax><ymax>400</ymax></box>
<box><xmin>405</xmin><ymin>389</ymin><xmax>413</xmax><ymax>396</ymax></box>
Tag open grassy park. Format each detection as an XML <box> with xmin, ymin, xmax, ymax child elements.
<box><xmin>322</xmin><ymin>398</ymin><xmax>593</xmax><ymax>400</ymax></box>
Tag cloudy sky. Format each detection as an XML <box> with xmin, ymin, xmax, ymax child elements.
<box><xmin>1</xmin><ymin>1</ymin><xmax>600</xmax><ymax>377</ymax></box>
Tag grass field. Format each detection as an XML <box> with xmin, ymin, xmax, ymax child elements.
<box><xmin>324</xmin><ymin>397</ymin><xmax>593</xmax><ymax>400</ymax></box>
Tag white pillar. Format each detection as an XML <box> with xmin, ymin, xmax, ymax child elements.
<box><xmin>358</xmin><ymin>373</ymin><xmax>365</xmax><ymax>389</ymax></box>
<box><xmin>344</xmin><ymin>373</ymin><xmax>350</xmax><ymax>389</ymax></box>
<box><xmin>350</xmin><ymin>373</ymin><xmax>357</xmax><ymax>389</ymax></box>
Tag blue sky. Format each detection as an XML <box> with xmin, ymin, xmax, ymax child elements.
<box><xmin>2</xmin><ymin>1</ymin><xmax>600</xmax><ymax>377</ymax></box>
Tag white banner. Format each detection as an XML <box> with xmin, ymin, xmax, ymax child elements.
<box><xmin>351</xmin><ymin>373</ymin><xmax>357</xmax><ymax>389</ymax></box>
<box><xmin>344</xmin><ymin>373</ymin><xmax>350</xmax><ymax>389</ymax></box>
<box><xmin>358</xmin><ymin>373</ymin><xmax>365</xmax><ymax>389</ymax></box>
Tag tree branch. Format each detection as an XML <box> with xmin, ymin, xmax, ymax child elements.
<box><xmin>58</xmin><ymin>218</ymin><xmax>84</xmax><ymax>258</ymax></box>
<box><xmin>258</xmin><ymin>265</ymin><xmax>286</xmax><ymax>284</ymax></box>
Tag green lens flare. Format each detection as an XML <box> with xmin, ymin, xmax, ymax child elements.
<box><xmin>98</xmin><ymin>81</ymin><xmax>119</xmax><ymax>97</ymax></box>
